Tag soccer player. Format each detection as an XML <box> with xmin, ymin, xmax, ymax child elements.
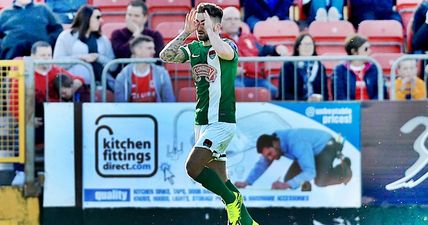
<box><xmin>160</xmin><ymin>3</ymin><xmax>257</xmax><ymax>225</ymax></box>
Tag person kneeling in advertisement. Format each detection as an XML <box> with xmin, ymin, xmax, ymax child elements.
<box><xmin>235</xmin><ymin>128</ymin><xmax>352</xmax><ymax>191</ymax></box>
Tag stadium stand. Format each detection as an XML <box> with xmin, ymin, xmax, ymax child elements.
<box><xmin>89</xmin><ymin>0</ymin><xmax>128</xmax><ymax>23</ymax></box>
<box><xmin>309</xmin><ymin>20</ymin><xmax>355</xmax><ymax>55</ymax></box>
<box><xmin>194</xmin><ymin>0</ymin><xmax>240</xmax><ymax>9</ymax></box>
<box><xmin>371</xmin><ymin>52</ymin><xmax>404</xmax><ymax>76</ymax></box>
<box><xmin>357</xmin><ymin>20</ymin><xmax>404</xmax><ymax>54</ymax></box>
<box><xmin>156</xmin><ymin>22</ymin><xmax>197</xmax><ymax>44</ymax></box>
<box><xmin>146</xmin><ymin>0</ymin><xmax>192</xmax><ymax>29</ymax></box>
<box><xmin>396</xmin><ymin>0</ymin><xmax>422</xmax><ymax>33</ymax></box>
<box><xmin>102</xmin><ymin>22</ymin><xmax>126</xmax><ymax>39</ymax></box>
<box><xmin>253</xmin><ymin>20</ymin><xmax>300</xmax><ymax>48</ymax></box>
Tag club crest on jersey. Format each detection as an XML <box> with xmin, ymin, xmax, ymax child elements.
<box><xmin>192</xmin><ymin>64</ymin><xmax>217</xmax><ymax>82</ymax></box>
<box><xmin>208</xmin><ymin>50</ymin><xmax>216</xmax><ymax>59</ymax></box>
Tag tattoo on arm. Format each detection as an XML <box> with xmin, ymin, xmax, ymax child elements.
<box><xmin>160</xmin><ymin>32</ymin><xmax>190</xmax><ymax>63</ymax></box>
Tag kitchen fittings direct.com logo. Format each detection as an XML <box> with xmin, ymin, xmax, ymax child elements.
<box><xmin>95</xmin><ymin>115</ymin><xmax>158</xmax><ymax>177</ymax></box>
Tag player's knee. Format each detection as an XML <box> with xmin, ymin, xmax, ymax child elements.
<box><xmin>185</xmin><ymin>161</ymin><xmax>200</xmax><ymax>179</ymax></box>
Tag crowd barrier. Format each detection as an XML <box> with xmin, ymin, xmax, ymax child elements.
<box><xmin>100</xmin><ymin>55</ymin><xmax>385</xmax><ymax>102</ymax></box>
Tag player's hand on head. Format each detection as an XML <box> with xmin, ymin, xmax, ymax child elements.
<box><xmin>203</xmin><ymin>11</ymin><xmax>215</xmax><ymax>32</ymax></box>
<box><xmin>184</xmin><ymin>9</ymin><xmax>197</xmax><ymax>33</ymax></box>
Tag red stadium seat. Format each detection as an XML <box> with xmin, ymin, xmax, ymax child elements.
<box><xmin>177</xmin><ymin>87</ymin><xmax>196</xmax><ymax>102</ymax></box>
<box><xmin>146</xmin><ymin>0</ymin><xmax>192</xmax><ymax>29</ymax></box>
<box><xmin>357</xmin><ymin>20</ymin><xmax>404</xmax><ymax>53</ymax></box>
<box><xmin>102</xmin><ymin>22</ymin><xmax>125</xmax><ymax>39</ymax></box>
<box><xmin>253</xmin><ymin>20</ymin><xmax>299</xmax><ymax>51</ymax></box>
<box><xmin>156</xmin><ymin>22</ymin><xmax>197</xmax><ymax>44</ymax></box>
<box><xmin>235</xmin><ymin>87</ymin><xmax>271</xmax><ymax>102</ymax></box>
<box><xmin>165</xmin><ymin>63</ymin><xmax>192</xmax><ymax>77</ymax></box>
<box><xmin>240</xmin><ymin>22</ymin><xmax>250</xmax><ymax>34</ymax></box>
<box><xmin>371</xmin><ymin>53</ymin><xmax>403</xmax><ymax>76</ymax></box>
<box><xmin>309</xmin><ymin>20</ymin><xmax>355</xmax><ymax>55</ymax></box>
<box><xmin>396</xmin><ymin>0</ymin><xmax>421</xmax><ymax>34</ymax></box>
<box><xmin>90</xmin><ymin>0</ymin><xmax>128</xmax><ymax>23</ymax></box>
<box><xmin>194</xmin><ymin>0</ymin><xmax>240</xmax><ymax>9</ymax></box>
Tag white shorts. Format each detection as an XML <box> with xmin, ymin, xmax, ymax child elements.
<box><xmin>194</xmin><ymin>122</ymin><xmax>236</xmax><ymax>161</ymax></box>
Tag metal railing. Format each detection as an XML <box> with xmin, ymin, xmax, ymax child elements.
<box><xmin>240</xmin><ymin>55</ymin><xmax>385</xmax><ymax>101</ymax></box>
<box><xmin>101</xmin><ymin>58</ymin><xmax>159</xmax><ymax>102</ymax></box>
<box><xmin>390</xmin><ymin>54</ymin><xmax>428</xmax><ymax>100</ymax></box>
<box><xmin>28</xmin><ymin>58</ymin><xmax>96</xmax><ymax>102</ymax></box>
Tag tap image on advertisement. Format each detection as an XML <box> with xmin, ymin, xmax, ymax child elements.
<box><xmin>94</xmin><ymin>115</ymin><xmax>158</xmax><ymax>177</ymax></box>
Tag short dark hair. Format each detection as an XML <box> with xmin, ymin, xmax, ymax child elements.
<box><xmin>293</xmin><ymin>32</ymin><xmax>317</xmax><ymax>56</ymax></box>
<box><xmin>256</xmin><ymin>134</ymin><xmax>278</xmax><ymax>154</ymax></box>
<box><xmin>196</xmin><ymin>3</ymin><xmax>223</xmax><ymax>22</ymax></box>
<box><xmin>129</xmin><ymin>35</ymin><xmax>154</xmax><ymax>52</ymax></box>
<box><xmin>54</xmin><ymin>74</ymin><xmax>73</xmax><ymax>91</ymax></box>
<box><xmin>344</xmin><ymin>35</ymin><xmax>367</xmax><ymax>55</ymax></box>
<box><xmin>31</xmin><ymin>41</ymin><xmax>51</xmax><ymax>55</ymax></box>
<box><xmin>128</xmin><ymin>0</ymin><xmax>148</xmax><ymax>16</ymax></box>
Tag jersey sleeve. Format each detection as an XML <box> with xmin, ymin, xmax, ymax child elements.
<box><xmin>179</xmin><ymin>44</ymin><xmax>191</xmax><ymax>63</ymax></box>
<box><xmin>224</xmin><ymin>38</ymin><xmax>238</xmax><ymax>61</ymax></box>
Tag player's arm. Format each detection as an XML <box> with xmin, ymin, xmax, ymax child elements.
<box><xmin>160</xmin><ymin>9</ymin><xmax>197</xmax><ymax>63</ymax></box>
<box><xmin>203</xmin><ymin>12</ymin><xmax>235</xmax><ymax>60</ymax></box>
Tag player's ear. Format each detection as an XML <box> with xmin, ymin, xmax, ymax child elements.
<box><xmin>214</xmin><ymin>23</ymin><xmax>222</xmax><ymax>32</ymax></box>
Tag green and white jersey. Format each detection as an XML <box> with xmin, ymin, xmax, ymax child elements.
<box><xmin>180</xmin><ymin>39</ymin><xmax>238</xmax><ymax>125</ymax></box>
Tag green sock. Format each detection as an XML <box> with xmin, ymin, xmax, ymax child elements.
<box><xmin>225</xmin><ymin>180</ymin><xmax>254</xmax><ymax>225</ymax></box>
<box><xmin>194</xmin><ymin>167</ymin><xmax>235</xmax><ymax>204</ymax></box>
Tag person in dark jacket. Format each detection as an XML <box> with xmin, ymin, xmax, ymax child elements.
<box><xmin>111</xmin><ymin>0</ymin><xmax>164</xmax><ymax>59</ymax></box>
<box><xmin>412</xmin><ymin>0</ymin><xmax>428</xmax><ymax>53</ymax></box>
<box><xmin>0</xmin><ymin>0</ymin><xmax>63</xmax><ymax>59</ymax></box>
<box><xmin>278</xmin><ymin>33</ymin><xmax>329</xmax><ymax>101</ymax></box>
<box><xmin>349</xmin><ymin>0</ymin><xmax>401</xmax><ymax>28</ymax></box>
<box><xmin>333</xmin><ymin>35</ymin><xmax>383</xmax><ymax>100</ymax></box>
<box><xmin>243</xmin><ymin>0</ymin><xmax>294</xmax><ymax>31</ymax></box>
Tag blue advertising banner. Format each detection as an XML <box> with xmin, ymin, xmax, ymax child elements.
<box><xmin>81</xmin><ymin>102</ymin><xmax>361</xmax><ymax>208</ymax></box>
<box><xmin>362</xmin><ymin>101</ymin><xmax>428</xmax><ymax>205</ymax></box>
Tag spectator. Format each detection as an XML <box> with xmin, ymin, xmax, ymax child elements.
<box><xmin>45</xmin><ymin>0</ymin><xmax>87</xmax><ymax>24</ymax></box>
<box><xmin>333</xmin><ymin>35</ymin><xmax>381</xmax><ymax>100</ymax></box>
<box><xmin>412</xmin><ymin>0</ymin><xmax>428</xmax><ymax>53</ymax></box>
<box><xmin>53</xmin><ymin>74</ymin><xmax>82</xmax><ymax>102</ymax></box>
<box><xmin>10</xmin><ymin>41</ymin><xmax>84</xmax><ymax>155</ymax></box>
<box><xmin>235</xmin><ymin>128</ymin><xmax>352</xmax><ymax>190</ymax></box>
<box><xmin>277</xmin><ymin>33</ymin><xmax>329</xmax><ymax>101</ymax></box>
<box><xmin>305</xmin><ymin>0</ymin><xmax>344</xmax><ymax>23</ymax></box>
<box><xmin>53</xmin><ymin>5</ymin><xmax>115</xmax><ymax>86</ymax></box>
<box><xmin>111</xmin><ymin>0</ymin><xmax>164</xmax><ymax>59</ymax></box>
<box><xmin>349</xmin><ymin>0</ymin><xmax>401</xmax><ymax>28</ymax></box>
<box><xmin>0</xmin><ymin>0</ymin><xmax>63</xmax><ymax>59</ymax></box>
<box><xmin>395</xmin><ymin>59</ymin><xmax>426</xmax><ymax>100</ymax></box>
<box><xmin>243</xmin><ymin>0</ymin><xmax>294</xmax><ymax>31</ymax></box>
<box><xmin>114</xmin><ymin>35</ymin><xmax>175</xmax><ymax>102</ymax></box>
<box><xmin>222</xmin><ymin>6</ymin><xmax>288</xmax><ymax>98</ymax></box>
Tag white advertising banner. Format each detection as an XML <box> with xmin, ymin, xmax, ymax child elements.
<box><xmin>82</xmin><ymin>102</ymin><xmax>361</xmax><ymax>208</ymax></box>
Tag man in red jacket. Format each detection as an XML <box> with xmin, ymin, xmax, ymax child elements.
<box><xmin>221</xmin><ymin>7</ymin><xmax>288</xmax><ymax>98</ymax></box>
